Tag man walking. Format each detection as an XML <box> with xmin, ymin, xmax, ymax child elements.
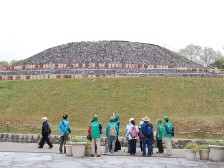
<box><xmin>163</xmin><ymin>116</ymin><xmax>173</xmax><ymax>156</ymax></box>
<box><xmin>39</xmin><ymin>117</ymin><xmax>53</xmax><ymax>149</ymax></box>
<box><xmin>58</xmin><ymin>114</ymin><xmax>70</xmax><ymax>154</ymax></box>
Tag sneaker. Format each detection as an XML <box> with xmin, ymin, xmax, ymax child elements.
<box><xmin>103</xmin><ymin>153</ymin><xmax>108</xmax><ymax>155</ymax></box>
<box><xmin>142</xmin><ymin>154</ymin><xmax>146</xmax><ymax>157</ymax></box>
<box><xmin>148</xmin><ymin>154</ymin><xmax>152</xmax><ymax>157</ymax></box>
<box><xmin>97</xmin><ymin>154</ymin><xmax>101</xmax><ymax>157</ymax></box>
<box><xmin>90</xmin><ymin>154</ymin><xmax>95</xmax><ymax>157</ymax></box>
<box><xmin>48</xmin><ymin>146</ymin><xmax>53</xmax><ymax>149</ymax></box>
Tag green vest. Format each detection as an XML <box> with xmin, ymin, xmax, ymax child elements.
<box><xmin>91</xmin><ymin>121</ymin><xmax>100</xmax><ymax>139</ymax></box>
<box><xmin>157</xmin><ymin>123</ymin><xmax>164</xmax><ymax>140</ymax></box>
<box><xmin>164</xmin><ymin>122</ymin><xmax>173</xmax><ymax>138</ymax></box>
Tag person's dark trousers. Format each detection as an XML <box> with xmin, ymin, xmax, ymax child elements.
<box><xmin>157</xmin><ymin>139</ymin><xmax>164</xmax><ymax>153</ymax></box>
<box><xmin>129</xmin><ymin>139</ymin><xmax>137</xmax><ymax>155</ymax></box>
<box><xmin>142</xmin><ymin>137</ymin><xmax>152</xmax><ymax>156</ymax></box>
<box><xmin>39</xmin><ymin>134</ymin><xmax>53</xmax><ymax>148</ymax></box>
<box><xmin>59</xmin><ymin>134</ymin><xmax>68</xmax><ymax>153</ymax></box>
<box><xmin>140</xmin><ymin>140</ymin><xmax>143</xmax><ymax>152</ymax></box>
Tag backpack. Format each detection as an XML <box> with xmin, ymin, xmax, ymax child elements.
<box><xmin>109</xmin><ymin>124</ymin><xmax>117</xmax><ymax>136</ymax></box>
<box><xmin>144</xmin><ymin>124</ymin><xmax>152</xmax><ymax>138</ymax></box>
<box><xmin>130</xmin><ymin>126</ymin><xmax>137</xmax><ymax>138</ymax></box>
<box><xmin>139</xmin><ymin>131</ymin><xmax>143</xmax><ymax>140</ymax></box>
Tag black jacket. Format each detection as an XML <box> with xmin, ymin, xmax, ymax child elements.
<box><xmin>41</xmin><ymin>121</ymin><xmax>51</xmax><ymax>135</ymax></box>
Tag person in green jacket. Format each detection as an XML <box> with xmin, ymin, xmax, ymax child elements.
<box><xmin>163</xmin><ymin>116</ymin><xmax>173</xmax><ymax>156</ymax></box>
<box><xmin>90</xmin><ymin>115</ymin><xmax>101</xmax><ymax>157</ymax></box>
<box><xmin>156</xmin><ymin>119</ymin><xmax>164</xmax><ymax>153</ymax></box>
<box><xmin>103</xmin><ymin>117</ymin><xmax>119</xmax><ymax>155</ymax></box>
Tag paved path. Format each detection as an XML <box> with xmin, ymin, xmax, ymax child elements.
<box><xmin>0</xmin><ymin>142</ymin><xmax>186</xmax><ymax>157</ymax></box>
<box><xmin>0</xmin><ymin>143</ymin><xmax>224</xmax><ymax>168</ymax></box>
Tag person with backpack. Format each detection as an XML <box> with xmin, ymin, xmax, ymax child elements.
<box><xmin>113</xmin><ymin>113</ymin><xmax>121</xmax><ymax>152</ymax></box>
<box><xmin>126</xmin><ymin>118</ymin><xmax>134</xmax><ymax>153</ymax></box>
<box><xmin>90</xmin><ymin>115</ymin><xmax>102</xmax><ymax>157</ymax></box>
<box><xmin>140</xmin><ymin>116</ymin><xmax>153</xmax><ymax>157</ymax></box>
<box><xmin>127</xmin><ymin>120</ymin><xmax>139</xmax><ymax>155</ymax></box>
<box><xmin>163</xmin><ymin>116</ymin><xmax>173</xmax><ymax>156</ymax></box>
<box><xmin>39</xmin><ymin>117</ymin><xmax>53</xmax><ymax>149</ymax></box>
<box><xmin>156</xmin><ymin>119</ymin><xmax>164</xmax><ymax>153</ymax></box>
<box><xmin>58</xmin><ymin>114</ymin><xmax>70</xmax><ymax>154</ymax></box>
<box><xmin>104</xmin><ymin>117</ymin><xmax>119</xmax><ymax>155</ymax></box>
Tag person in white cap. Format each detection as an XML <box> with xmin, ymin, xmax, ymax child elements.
<box><xmin>38</xmin><ymin>117</ymin><xmax>53</xmax><ymax>149</ymax></box>
<box><xmin>126</xmin><ymin>118</ymin><xmax>134</xmax><ymax>153</ymax></box>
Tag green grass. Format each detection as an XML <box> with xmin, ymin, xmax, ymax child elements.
<box><xmin>0</xmin><ymin>77</ymin><xmax>224</xmax><ymax>138</ymax></box>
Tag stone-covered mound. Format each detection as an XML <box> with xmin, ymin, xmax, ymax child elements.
<box><xmin>16</xmin><ymin>41</ymin><xmax>202</xmax><ymax>67</ymax></box>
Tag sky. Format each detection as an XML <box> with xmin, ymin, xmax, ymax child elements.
<box><xmin>0</xmin><ymin>0</ymin><xmax>224</xmax><ymax>62</ymax></box>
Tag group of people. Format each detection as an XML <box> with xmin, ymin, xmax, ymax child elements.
<box><xmin>38</xmin><ymin>114</ymin><xmax>71</xmax><ymax>154</ymax></box>
<box><xmin>38</xmin><ymin>113</ymin><xmax>174</xmax><ymax>157</ymax></box>
<box><xmin>126</xmin><ymin>115</ymin><xmax>174</xmax><ymax>157</ymax></box>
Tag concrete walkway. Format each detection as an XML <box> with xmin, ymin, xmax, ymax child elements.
<box><xmin>0</xmin><ymin>142</ymin><xmax>224</xmax><ymax>168</ymax></box>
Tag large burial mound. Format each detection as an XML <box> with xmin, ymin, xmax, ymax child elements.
<box><xmin>16</xmin><ymin>41</ymin><xmax>201</xmax><ymax>67</ymax></box>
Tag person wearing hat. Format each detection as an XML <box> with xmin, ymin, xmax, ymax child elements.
<box><xmin>58</xmin><ymin>114</ymin><xmax>70</xmax><ymax>154</ymax></box>
<box><xmin>127</xmin><ymin>120</ymin><xmax>139</xmax><ymax>155</ymax></box>
<box><xmin>90</xmin><ymin>115</ymin><xmax>102</xmax><ymax>157</ymax></box>
<box><xmin>163</xmin><ymin>116</ymin><xmax>173</xmax><ymax>156</ymax></box>
<box><xmin>103</xmin><ymin>117</ymin><xmax>119</xmax><ymax>155</ymax></box>
<box><xmin>113</xmin><ymin>113</ymin><xmax>121</xmax><ymax>152</ymax></box>
<box><xmin>156</xmin><ymin>119</ymin><xmax>164</xmax><ymax>153</ymax></box>
<box><xmin>140</xmin><ymin>116</ymin><xmax>153</xmax><ymax>157</ymax></box>
<box><xmin>39</xmin><ymin>117</ymin><xmax>53</xmax><ymax>149</ymax></box>
<box><xmin>126</xmin><ymin>118</ymin><xmax>134</xmax><ymax>153</ymax></box>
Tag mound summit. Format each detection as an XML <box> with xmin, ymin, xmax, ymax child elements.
<box><xmin>18</xmin><ymin>41</ymin><xmax>201</xmax><ymax>67</ymax></box>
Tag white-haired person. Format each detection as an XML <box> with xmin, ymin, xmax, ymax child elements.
<box><xmin>126</xmin><ymin>118</ymin><xmax>134</xmax><ymax>153</ymax></box>
<box><xmin>139</xmin><ymin>121</ymin><xmax>144</xmax><ymax>152</ymax></box>
<box><xmin>38</xmin><ymin>117</ymin><xmax>53</xmax><ymax>149</ymax></box>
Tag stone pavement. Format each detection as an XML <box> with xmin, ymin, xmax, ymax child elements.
<box><xmin>0</xmin><ymin>143</ymin><xmax>224</xmax><ymax>168</ymax></box>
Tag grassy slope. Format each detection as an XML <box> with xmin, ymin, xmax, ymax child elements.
<box><xmin>0</xmin><ymin>77</ymin><xmax>224</xmax><ymax>137</ymax></box>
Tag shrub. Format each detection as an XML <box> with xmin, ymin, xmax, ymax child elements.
<box><xmin>185</xmin><ymin>143</ymin><xmax>199</xmax><ymax>152</ymax></box>
<box><xmin>208</xmin><ymin>141</ymin><xmax>224</xmax><ymax>146</ymax></box>
<box><xmin>199</xmin><ymin>144</ymin><xmax>208</xmax><ymax>149</ymax></box>
<box><xmin>71</xmin><ymin>137</ymin><xmax>86</xmax><ymax>142</ymax></box>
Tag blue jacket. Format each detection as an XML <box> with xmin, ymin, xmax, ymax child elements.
<box><xmin>141</xmin><ymin>121</ymin><xmax>153</xmax><ymax>139</ymax></box>
<box><xmin>58</xmin><ymin>119</ymin><xmax>70</xmax><ymax>134</ymax></box>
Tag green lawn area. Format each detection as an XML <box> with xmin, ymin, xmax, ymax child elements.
<box><xmin>0</xmin><ymin>77</ymin><xmax>224</xmax><ymax>138</ymax></box>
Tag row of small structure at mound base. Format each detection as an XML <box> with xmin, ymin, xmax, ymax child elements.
<box><xmin>0</xmin><ymin>73</ymin><xmax>221</xmax><ymax>80</ymax></box>
<box><xmin>0</xmin><ymin>63</ymin><xmax>220</xmax><ymax>73</ymax></box>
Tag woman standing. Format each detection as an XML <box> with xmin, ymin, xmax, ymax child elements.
<box><xmin>127</xmin><ymin>120</ymin><xmax>139</xmax><ymax>155</ymax></box>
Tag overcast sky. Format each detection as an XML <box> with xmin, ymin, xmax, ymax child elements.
<box><xmin>0</xmin><ymin>0</ymin><xmax>223</xmax><ymax>62</ymax></box>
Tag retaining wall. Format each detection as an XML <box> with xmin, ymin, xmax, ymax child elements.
<box><xmin>0</xmin><ymin>133</ymin><xmax>223</xmax><ymax>149</ymax></box>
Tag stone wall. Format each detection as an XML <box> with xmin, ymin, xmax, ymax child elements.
<box><xmin>1</xmin><ymin>133</ymin><xmax>223</xmax><ymax>149</ymax></box>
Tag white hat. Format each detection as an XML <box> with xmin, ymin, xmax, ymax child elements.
<box><xmin>42</xmin><ymin>117</ymin><xmax>47</xmax><ymax>121</ymax></box>
<box><xmin>139</xmin><ymin>121</ymin><xmax>144</xmax><ymax>126</ymax></box>
<box><xmin>129</xmin><ymin>118</ymin><xmax>134</xmax><ymax>123</ymax></box>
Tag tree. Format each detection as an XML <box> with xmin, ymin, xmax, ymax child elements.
<box><xmin>211</xmin><ymin>57</ymin><xmax>224</xmax><ymax>69</ymax></box>
<box><xmin>9</xmin><ymin>60</ymin><xmax>19</xmax><ymax>65</ymax></box>
<box><xmin>0</xmin><ymin>61</ymin><xmax>9</xmax><ymax>66</ymax></box>
<box><xmin>179</xmin><ymin>44</ymin><xmax>223</xmax><ymax>67</ymax></box>
<box><xmin>179</xmin><ymin>44</ymin><xmax>202</xmax><ymax>63</ymax></box>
